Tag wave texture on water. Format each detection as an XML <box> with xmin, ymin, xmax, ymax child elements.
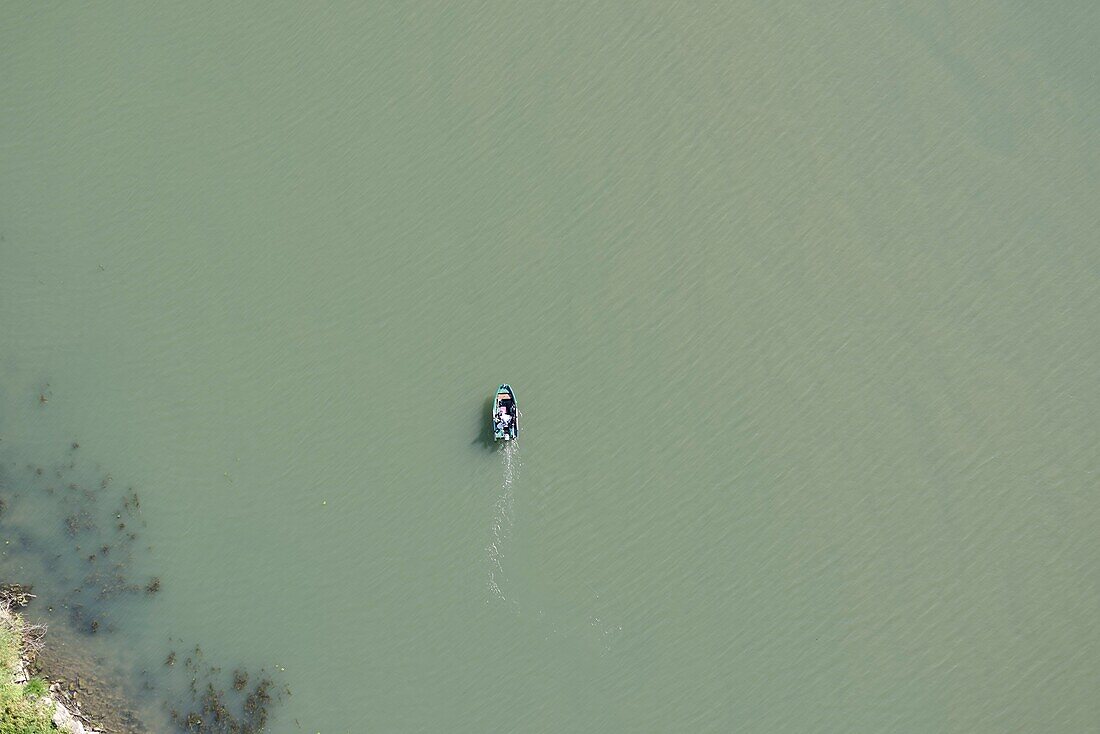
<box><xmin>486</xmin><ymin>441</ymin><xmax>519</xmax><ymax>608</ymax></box>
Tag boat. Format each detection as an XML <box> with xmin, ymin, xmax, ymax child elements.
<box><xmin>492</xmin><ymin>384</ymin><xmax>519</xmax><ymax>441</ymax></box>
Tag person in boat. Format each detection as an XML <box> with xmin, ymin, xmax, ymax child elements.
<box><xmin>498</xmin><ymin>406</ymin><xmax>512</xmax><ymax>428</ymax></box>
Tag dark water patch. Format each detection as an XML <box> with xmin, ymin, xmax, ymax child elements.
<box><xmin>472</xmin><ymin>395</ymin><xmax>498</xmax><ymax>450</ymax></box>
<box><xmin>156</xmin><ymin>643</ymin><xmax>287</xmax><ymax>734</ymax></box>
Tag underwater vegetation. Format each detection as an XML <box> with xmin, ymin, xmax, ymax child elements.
<box><xmin>161</xmin><ymin>644</ymin><xmax>287</xmax><ymax>734</ymax></box>
<box><xmin>0</xmin><ymin>387</ymin><xmax>285</xmax><ymax>732</ymax></box>
<box><xmin>0</xmin><ymin>444</ymin><xmax>153</xmax><ymax>636</ymax></box>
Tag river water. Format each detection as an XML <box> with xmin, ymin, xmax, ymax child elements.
<box><xmin>2</xmin><ymin>3</ymin><xmax>1098</xmax><ymax>732</ymax></box>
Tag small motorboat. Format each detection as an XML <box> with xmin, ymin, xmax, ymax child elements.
<box><xmin>492</xmin><ymin>384</ymin><xmax>519</xmax><ymax>441</ymax></box>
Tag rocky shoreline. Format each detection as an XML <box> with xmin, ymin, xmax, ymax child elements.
<box><xmin>10</xmin><ymin>663</ymin><xmax>98</xmax><ymax>734</ymax></box>
<box><xmin>1</xmin><ymin>605</ymin><xmax>103</xmax><ymax>734</ymax></box>
<box><xmin>1</xmin><ymin>585</ymin><xmax>144</xmax><ymax>734</ymax></box>
<box><xmin>30</xmin><ymin>625</ymin><xmax>147</xmax><ymax>734</ymax></box>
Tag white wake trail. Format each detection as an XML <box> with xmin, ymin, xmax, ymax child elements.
<box><xmin>487</xmin><ymin>440</ymin><xmax>519</xmax><ymax>605</ymax></box>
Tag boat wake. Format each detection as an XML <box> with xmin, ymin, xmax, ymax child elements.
<box><xmin>486</xmin><ymin>440</ymin><xmax>519</xmax><ymax>607</ymax></box>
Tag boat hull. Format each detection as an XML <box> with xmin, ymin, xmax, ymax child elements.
<box><xmin>492</xmin><ymin>384</ymin><xmax>519</xmax><ymax>441</ymax></box>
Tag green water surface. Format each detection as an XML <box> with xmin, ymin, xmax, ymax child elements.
<box><xmin>2</xmin><ymin>3</ymin><xmax>1098</xmax><ymax>731</ymax></box>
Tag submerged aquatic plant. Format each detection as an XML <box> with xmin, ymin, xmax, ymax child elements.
<box><xmin>163</xmin><ymin>644</ymin><xmax>286</xmax><ymax>733</ymax></box>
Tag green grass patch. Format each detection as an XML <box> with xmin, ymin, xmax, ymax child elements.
<box><xmin>0</xmin><ymin>609</ymin><xmax>54</xmax><ymax>734</ymax></box>
<box><xmin>0</xmin><ymin>626</ymin><xmax>19</xmax><ymax>675</ymax></box>
<box><xmin>21</xmin><ymin>679</ymin><xmax>46</xmax><ymax>700</ymax></box>
<box><xmin>0</xmin><ymin>681</ymin><xmax>54</xmax><ymax>734</ymax></box>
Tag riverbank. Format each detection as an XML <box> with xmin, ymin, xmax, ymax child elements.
<box><xmin>0</xmin><ymin>602</ymin><xmax>109</xmax><ymax>734</ymax></box>
<box><xmin>29</xmin><ymin>625</ymin><xmax>145</xmax><ymax>734</ymax></box>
